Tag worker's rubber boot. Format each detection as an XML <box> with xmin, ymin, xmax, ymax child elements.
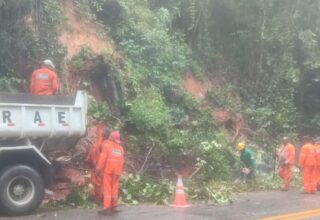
<box><xmin>281</xmin><ymin>187</ymin><xmax>289</xmax><ymax>191</ymax></box>
<box><xmin>111</xmin><ymin>207</ymin><xmax>120</xmax><ymax>213</ymax></box>
<box><xmin>98</xmin><ymin>208</ymin><xmax>111</xmax><ymax>215</ymax></box>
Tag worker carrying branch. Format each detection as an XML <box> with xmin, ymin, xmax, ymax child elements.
<box><xmin>277</xmin><ymin>137</ymin><xmax>295</xmax><ymax>191</ymax></box>
<box><xmin>236</xmin><ymin>142</ymin><xmax>256</xmax><ymax>184</ymax></box>
<box><xmin>30</xmin><ymin>59</ymin><xmax>59</xmax><ymax>95</ymax></box>
<box><xmin>96</xmin><ymin>130</ymin><xmax>124</xmax><ymax>215</ymax></box>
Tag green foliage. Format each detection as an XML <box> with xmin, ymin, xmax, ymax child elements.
<box><xmin>0</xmin><ymin>0</ymin><xmax>37</xmax><ymax>76</ymax></box>
<box><xmin>88</xmin><ymin>97</ymin><xmax>110</xmax><ymax>122</ymax></box>
<box><xmin>254</xmin><ymin>168</ymin><xmax>302</xmax><ymax>191</ymax></box>
<box><xmin>106</xmin><ymin>0</ymin><xmax>193</xmax><ymax>90</ymax></box>
<box><xmin>3</xmin><ymin>0</ymin><xmax>318</xmax><ymax>206</ymax></box>
<box><xmin>195</xmin><ymin>141</ymin><xmax>236</xmax><ymax>180</ymax></box>
<box><xmin>50</xmin><ymin>185</ymin><xmax>96</xmax><ymax>209</ymax></box>
<box><xmin>64</xmin><ymin>185</ymin><xmax>95</xmax><ymax>208</ymax></box>
<box><xmin>75</xmin><ymin>0</ymin><xmax>105</xmax><ymax>20</ymax></box>
<box><xmin>188</xmin><ymin>181</ymin><xmax>235</xmax><ymax>204</ymax></box>
<box><xmin>151</xmin><ymin>0</ymin><xmax>320</xmax><ymax>137</ymax></box>
<box><xmin>120</xmin><ymin>174</ymin><xmax>174</xmax><ymax>205</ymax></box>
<box><xmin>0</xmin><ymin>0</ymin><xmax>66</xmax><ymax>81</ymax></box>
<box><xmin>206</xmin><ymin>86</ymin><xmax>242</xmax><ymax>111</ymax></box>
<box><xmin>0</xmin><ymin>75</ymin><xmax>25</xmax><ymax>92</ymax></box>
<box><xmin>127</xmin><ymin>89</ymin><xmax>170</xmax><ymax>132</ymax></box>
<box><xmin>80</xmin><ymin>1</ymin><xmax>239</xmax><ymax>183</ymax></box>
<box><xmin>120</xmin><ymin>174</ymin><xmax>253</xmax><ymax>205</ymax></box>
<box><xmin>41</xmin><ymin>0</ymin><xmax>64</xmax><ymax>29</ymax></box>
<box><xmin>297</xmin><ymin>70</ymin><xmax>320</xmax><ymax>134</ymax></box>
<box><xmin>70</xmin><ymin>46</ymin><xmax>94</xmax><ymax>72</ymax></box>
<box><xmin>34</xmin><ymin>0</ymin><xmax>66</xmax><ymax>72</ymax></box>
<box><xmin>168</xmin><ymin>106</ymin><xmax>188</xmax><ymax>126</ymax></box>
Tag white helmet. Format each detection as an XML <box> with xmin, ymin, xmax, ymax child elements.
<box><xmin>43</xmin><ymin>59</ymin><xmax>55</xmax><ymax>70</ymax></box>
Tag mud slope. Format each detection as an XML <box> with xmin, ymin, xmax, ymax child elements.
<box><xmin>59</xmin><ymin>0</ymin><xmax>115</xmax><ymax>59</ymax></box>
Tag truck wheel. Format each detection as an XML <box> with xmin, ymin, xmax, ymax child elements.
<box><xmin>0</xmin><ymin>165</ymin><xmax>44</xmax><ymax>215</ymax></box>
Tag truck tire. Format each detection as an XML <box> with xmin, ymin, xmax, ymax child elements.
<box><xmin>0</xmin><ymin>165</ymin><xmax>44</xmax><ymax>215</ymax></box>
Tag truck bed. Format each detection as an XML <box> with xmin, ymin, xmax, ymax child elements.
<box><xmin>0</xmin><ymin>91</ymin><xmax>87</xmax><ymax>140</ymax></box>
<box><xmin>0</xmin><ymin>92</ymin><xmax>76</xmax><ymax>105</ymax></box>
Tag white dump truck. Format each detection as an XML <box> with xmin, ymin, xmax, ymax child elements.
<box><xmin>0</xmin><ymin>91</ymin><xmax>87</xmax><ymax>215</ymax></box>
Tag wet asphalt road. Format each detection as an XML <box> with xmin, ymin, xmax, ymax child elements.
<box><xmin>3</xmin><ymin>190</ymin><xmax>320</xmax><ymax>220</ymax></box>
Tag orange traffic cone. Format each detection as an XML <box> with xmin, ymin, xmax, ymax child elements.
<box><xmin>170</xmin><ymin>174</ymin><xmax>190</xmax><ymax>208</ymax></box>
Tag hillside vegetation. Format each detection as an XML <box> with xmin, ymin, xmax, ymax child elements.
<box><xmin>0</xmin><ymin>0</ymin><xmax>319</xmax><ymax>204</ymax></box>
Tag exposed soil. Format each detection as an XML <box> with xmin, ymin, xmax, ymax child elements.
<box><xmin>182</xmin><ymin>73</ymin><xmax>211</xmax><ymax>100</ymax></box>
<box><xmin>59</xmin><ymin>0</ymin><xmax>115</xmax><ymax>59</ymax></box>
<box><xmin>58</xmin><ymin>0</ymin><xmax>122</xmax><ymax>101</ymax></box>
<box><xmin>212</xmin><ymin>110</ymin><xmax>233</xmax><ymax>123</ymax></box>
<box><xmin>182</xmin><ymin>73</ymin><xmax>250</xmax><ymax>142</ymax></box>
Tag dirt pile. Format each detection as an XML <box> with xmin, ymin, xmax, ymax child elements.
<box><xmin>48</xmin><ymin>168</ymin><xmax>87</xmax><ymax>202</ymax></box>
<box><xmin>43</xmin><ymin>121</ymin><xmax>100</xmax><ymax>203</ymax></box>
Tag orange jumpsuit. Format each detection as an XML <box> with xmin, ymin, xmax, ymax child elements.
<box><xmin>86</xmin><ymin>123</ymin><xmax>105</xmax><ymax>201</ymax></box>
<box><xmin>96</xmin><ymin>139</ymin><xmax>124</xmax><ymax>209</ymax></box>
<box><xmin>298</xmin><ymin>143</ymin><xmax>317</xmax><ymax>193</ymax></box>
<box><xmin>315</xmin><ymin>143</ymin><xmax>320</xmax><ymax>188</ymax></box>
<box><xmin>277</xmin><ymin>143</ymin><xmax>295</xmax><ymax>190</ymax></box>
<box><xmin>30</xmin><ymin>67</ymin><xmax>59</xmax><ymax>95</ymax></box>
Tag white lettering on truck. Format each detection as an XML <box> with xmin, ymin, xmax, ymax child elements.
<box><xmin>1</xmin><ymin>111</ymin><xmax>69</xmax><ymax>127</ymax></box>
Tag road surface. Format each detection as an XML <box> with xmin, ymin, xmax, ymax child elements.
<box><xmin>3</xmin><ymin>190</ymin><xmax>320</xmax><ymax>220</ymax></box>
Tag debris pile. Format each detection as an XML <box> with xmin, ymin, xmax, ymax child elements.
<box><xmin>43</xmin><ymin>122</ymin><xmax>99</xmax><ymax>204</ymax></box>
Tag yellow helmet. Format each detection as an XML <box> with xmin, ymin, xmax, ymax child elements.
<box><xmin>236</xmin><ymin>142</ymin><xmax>245</xmax><ymax>151</ymax></box>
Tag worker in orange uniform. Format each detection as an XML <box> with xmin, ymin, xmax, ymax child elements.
<box><xmin>277</xmin><ymin>137</ymin><xmax>295</xmax><ymax>191</ymax></box>
<box><xmin>30</xmin><ymin>59</ymin><xmax>59</xmax><ymax>95</ymax></box>
<box><xmin>96</xmin><ymin>130</ymin><xmax>124</xmax><ymax>215</ymax></box>
<box><xmin>314</xmin><ymin>137</ymin><xmax>320</xmax><ymax>190</ymax></box>
<box><xmin>86</xmin><ymin>123</ymin><xmax>109</xmax><ymax>201</ymax></box>
<box><xmin>298</xmin><ymin>136</ymin><xmax>317</xmax><ymax>193</ymax></box>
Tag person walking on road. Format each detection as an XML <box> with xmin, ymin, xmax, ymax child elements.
<box><xmin>96</xmin><ymin>130</ymin><xmax>124</xmax><ymax>215</ymax></box>
<box><xmin>237</xmin><ymin>142</ymin><xmax>256</xmax><ymax>184</ymax></box>
<box><xmin>298</xmin><ymin>136</ymin><xmax>317</xmax><ymax>194</ymax></box>
<box><xmin>277</xmin><ymin>137</ymin><xmax>295</xmax><ymax>191</ymax></box>
<box><xmin>30</xmin><ymin>59</ymin><xmax>59</xmax><ymax>95</ymax></box>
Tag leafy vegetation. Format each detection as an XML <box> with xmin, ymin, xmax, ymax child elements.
<box><xmin>70</xmin><ymin>46</ymin><xmax>95</xmax><ymax>73</ymax></box>
<box><xmin>188</xmin><ymin>181</ymin><xmax>236</xmax><ymax>204</ymax></box>
<box><xmin>0</xmin><ymin>0</ymin><xmax>66</xmax><ymax>91</ymax></box>
<box><xmin>100</xmin><ymin>0</ymin><xmax>194</xmax><ymax>92</ymax></box>
<box><xmin>126</xmin><ymin>89</ymin><xmax>170</xmax><ymax>132</ymax></box>
<box><xmin>195</xmin><ymin>141</ymin><xmax>238</xmax><ymax>181</ymax></box>
<box><xmin>63</xmin><ymin>0</ymin><xmax>320</xmax><ymax>205</ymax></box>
<box><xmin>88</xmin><ymin>97</ymin><xmax>110</xmax><ymax>122</ymax></box>
<box><xmin>0</xmin><ymin>75</ymin><xmax>25</xmax><ymax>92</ymax></box>
<box><xmin>0</xmin><ymin>0</ymin><xmax>37</xmax><ymax>78</ymax></box>
<box><xmin>120</xmin><ymin>174</ymin><xmax>174</xmax><ymax>205</ymax></box>
<box><xmin>61</xmin><ymin>185</ymin><xmax>96</xmax><ymax>209</ymax></box>
<box><xmin>1</xmin><ymin>0</ymin><xmax>319</xmax><ymax>206</ymax></box>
